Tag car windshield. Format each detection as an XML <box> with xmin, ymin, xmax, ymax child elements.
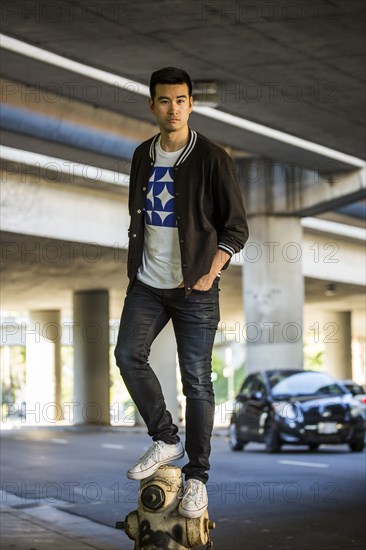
<box><xmin>268</xmin><ymin>371</ymin><xmax>345</xmax><ymax>398</ymax></box>
<box><xmin>344</xmin><ymin>383</ymin><xmax>364</xmax><ymax>396</ymax></box>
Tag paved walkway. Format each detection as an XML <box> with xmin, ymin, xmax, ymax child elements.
<box><xmin>1</xmin><ymin>494</ymin><xmax>127</xmax><ymax>550</ymax></box>
<box><xmin>0</xmin><ymin>424</ymin><xmax>230</xmax><ymax>550</ymax></box>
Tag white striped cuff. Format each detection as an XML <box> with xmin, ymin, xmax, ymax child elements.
<box><xmin>218</xmin><ymin>242</ymin><xmax>235</xmax><ymax>257</ymax></box>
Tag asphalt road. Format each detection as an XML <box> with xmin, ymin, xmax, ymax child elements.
<box><xmin>1</xmin><ymin>426</ymin><xmax>365</xmax><ymax>550</ymax></box>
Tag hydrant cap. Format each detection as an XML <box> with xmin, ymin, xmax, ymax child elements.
<box><xmin>141</xmin><ymin>484</ymin><xmax>166</xmax><ymax>511</ymax></box>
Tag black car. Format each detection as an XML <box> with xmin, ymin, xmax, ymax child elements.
<box><xmin>229</xmin><ymin>369</ymin><xmax>365</xmax><ymax>453</ymax></box>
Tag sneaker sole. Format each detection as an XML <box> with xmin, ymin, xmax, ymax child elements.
<box><xmin>126</xmin><ymin>449</ymin><xmax>185</xmax><ymax>480</ymax></box>
<box><xmin>178</xmin><ymin>502</ymin><xmax>208</xmax><ymax>519</ymax></box>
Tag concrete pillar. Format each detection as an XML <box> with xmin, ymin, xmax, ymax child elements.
<box><xmin>243</xmin><ymin>215</ymin><xmax>304</xmax><ymax>372</ymax></box>
<box><xmin>26</xmin><ymin>310</ymin><xmax>62</xmax><ymax>423</ymax></box>
<box><xmin>150</xmin><ymin>322</ymin><xmax>179</xmax><ymax>425</ymax></box>
<box><xmin>73</xmin><ymin>290</ymin><xmax>110</xmax><ymax>425</ymax></box>
<box><xmin>324</xmin><ymin>311</ymin><xmax>352</xmax><ymax>380</ymax></box>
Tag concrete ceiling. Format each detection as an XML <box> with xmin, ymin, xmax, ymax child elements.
<box><xmin>1</xmin><ymin>0</ymin><xmax>365</xmax><ymax>170</ymax></box>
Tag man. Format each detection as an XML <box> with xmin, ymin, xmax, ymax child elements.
<box><xmin>114</xmin><ymin>67</ymin><xmax>248</xmax><ymax>518</ymax></box>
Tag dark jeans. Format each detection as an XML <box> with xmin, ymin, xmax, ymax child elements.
<box><xmin>114</xmin><ymin>278</ymin><xmax>220</xmax><ymax>483</ymax></box>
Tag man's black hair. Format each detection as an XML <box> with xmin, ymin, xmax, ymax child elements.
<box><xmin>149</xmin><ymin>67</ymin><xmax>192</xmax><ymax>101</ymax></box>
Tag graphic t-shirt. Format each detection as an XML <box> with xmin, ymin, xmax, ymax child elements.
<box><xmin>137</xmin><ymin>138</ymin><xmax>185</xmax><ymax>288</ymax></box>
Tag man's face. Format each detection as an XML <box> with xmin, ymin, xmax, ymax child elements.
<box><xmin>149</xmin><ymin>83</ymin><xmax>193</xmax><ymax>133</ymax></box>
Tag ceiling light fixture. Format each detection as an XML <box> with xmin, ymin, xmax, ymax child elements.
<box><xmin>192</xmin><ymin>80</ymin><xmax>220</xmax><ymax>107</ymax></box>
<box><xmin>325</xmin><ymin>284</ymin><xmax>337</xmax><ymax>297</ymax></box>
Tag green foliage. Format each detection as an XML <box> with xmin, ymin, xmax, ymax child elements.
<box><xmin>212</xmin><ymin>350</ymin><xmax>246</xmax><ymax>404</ymax></box>
<box><xmin>304</xmin><ymin>350</ymin><xmax>324</xmax><ymax>371</ymax></box>
<box><xmin>1</xmin><ymin>346</ymin><xmax>26</xmax><ymax>403</ymax></box>
<box><xmin>61</xmin><ymin>346</ymin><xmax>74</xmax><ymax>403</ymax></box>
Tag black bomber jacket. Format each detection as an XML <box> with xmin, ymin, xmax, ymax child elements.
<box><xmin>126</xmin><ymin>129</ymin><xmax>249</xmax><ymax>296</ymax></box>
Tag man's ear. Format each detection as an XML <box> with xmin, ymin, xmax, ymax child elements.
<box><xmin>149</xmin><ymin>98</ymin><xmax>154</xmax><ymax>114</ymax></box>
<box><xmin>189</xmin><ymin>96</ymin><xmax>193</xmax><ymax>113</ymax></box>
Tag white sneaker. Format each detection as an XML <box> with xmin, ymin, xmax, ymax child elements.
<box><xmin>127</xmin><ymin>440</ymin><xmax>185</xmax><ymax>480</ymax></box>
<box><xmin>179</xmin><ymin>478</ymin><xmax>208</xmax><ymax>518</ymax></box>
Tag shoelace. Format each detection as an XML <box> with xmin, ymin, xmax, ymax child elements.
<box><xmin>181</xmin><ymin>481</ymin><xmax>203</xmax><ymax>503</ymax></box>
<box><xmin>138</xmin><ymin>441</ymin><xmax>163</xmax><ymax>466</ymax></box>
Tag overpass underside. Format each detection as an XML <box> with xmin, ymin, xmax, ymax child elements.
<box><xmin>1</xmin><ymin>1</ymin><xmax>365</xmax><ymax>423</ymax></box>
<box><xmin>1</xmin><ymin>161</ymin><xmax>365</xmax><ymax>424</ymax></box>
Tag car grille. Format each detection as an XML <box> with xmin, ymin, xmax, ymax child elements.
<box><xmin>303</xmin><ymin>403</ymin><xmax>347</xmax><ymax>424</ymax></box>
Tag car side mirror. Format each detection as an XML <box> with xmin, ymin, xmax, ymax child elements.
<box><xmin>251</xmin><ymin>391</ymin><xmax>264</xmax><ymax>401</ymax></box>
<box><xmin>236</xmin><ymin>394</ymin><xmax>246</xmax><ymax>403</ymax></box>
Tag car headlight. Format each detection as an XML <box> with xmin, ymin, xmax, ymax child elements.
<box><xmin>350</xmin><ymin>401</ymin><xmax>362</xmax><ymax>418</ymax></box>
<box><xmin>273</xmin><ymin>401</ymin><xmax>298</xmax><ymax>420</ymax></box>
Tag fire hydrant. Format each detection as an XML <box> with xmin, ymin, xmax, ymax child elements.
<box><xmin>116</xmin><ymin>465</ymin><xmax>215</xmax><ymax>549</ymax></box>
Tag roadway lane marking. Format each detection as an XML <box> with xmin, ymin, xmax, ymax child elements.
<box><xmin>101</xmin><ymin>443</ymin><xmax>125</xmax><ymax>450</ymax></box>
<box><xmin>51</xmin><ymin>438</ymin><xmax>68</xmax><ymax>444</ymax></box>
<box><xmin>278</xmin><ymin>460</ymin><xmax>329</xmax><ymax>468</ymax></box>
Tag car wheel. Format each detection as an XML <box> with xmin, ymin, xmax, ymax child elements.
<box><xmin>264</xmin><ymin>423</ymin><xmax>282</xmax><ymax>453</ymax></box>
<box><xmin>229</xmin><ymin>423</ymin><xmax>246</xmax><ymax>451</ymax></box>
<box><xmin>349</xmin><ymin>438</ymin><xmax>365</xmax><ymax>452</ymax></box>
<box><xmin>308</xmin><ymin>443</ymin><xmax>320</xmax><ymax>451</ymax></box>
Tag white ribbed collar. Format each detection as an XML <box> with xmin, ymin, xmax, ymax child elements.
<box><xmin>149</xmin><ymin>129</ymin><xmax>197</xmax><ymax>166</ymax></box>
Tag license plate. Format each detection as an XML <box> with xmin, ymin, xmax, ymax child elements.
<box><xmin>318</xmin><ymin>422</ymin><xmax>338</xmax><ymax>434</ymax></box>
